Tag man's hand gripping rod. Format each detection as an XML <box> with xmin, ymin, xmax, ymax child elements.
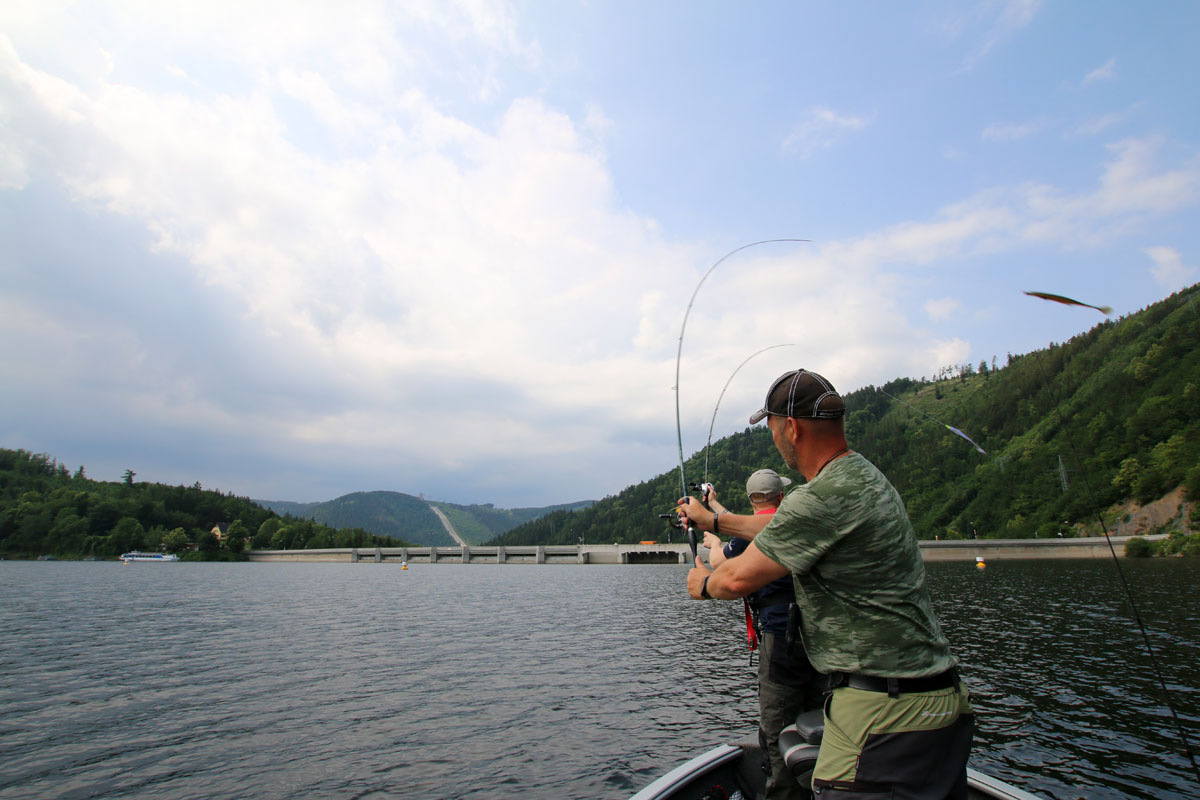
<box><xmin>660</xmin><ymin>483</ymin><xmax>713</xmax><ymax>560</ymax></box>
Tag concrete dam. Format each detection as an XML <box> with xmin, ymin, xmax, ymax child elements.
<box><xmin>245</xmin><ymin>535</ymin><xmax>1157</xmax><ymax>565</ymax></box>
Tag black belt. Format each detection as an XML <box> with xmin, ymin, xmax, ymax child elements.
<box><xmin>828</xmin><ymin>668</ymin><xmax>959</xmax><ymax>697</ymax></box>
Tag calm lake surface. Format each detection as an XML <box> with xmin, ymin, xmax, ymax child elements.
<box><xmin>1</xmin><ymin>559</ymin><xmax>1197</xmax><ymax>799</ymax></box>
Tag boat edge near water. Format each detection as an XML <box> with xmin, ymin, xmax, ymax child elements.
<box><xmin>120</xmin><ymin>551</ymin><xmax>180</xmax><ymax>563</ymax></box>
<box><xmin>631</xmin><ymin>722</ymin><xmax>1045</xmax><ymax>800</ymax></box>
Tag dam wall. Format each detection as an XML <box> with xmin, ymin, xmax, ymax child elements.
<box><xmin>246</xmin><ymin>534</ymin><xmax>1165</xmax><ymax>564</ymax></box>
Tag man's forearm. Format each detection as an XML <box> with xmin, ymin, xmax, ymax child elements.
<box><xmin>701</xmin><ymin>563</ymin><xmax>742</xmax><ymax>600</ymax></box>
<box><xmin>716</xmin><ymin>512</ymin><xmax>773</xmax><ymax>541</ymax></box>
<box><xmin>701</xmin><ymin>542</ymin><xmax>789</xmax><ymax>599</ymax></box>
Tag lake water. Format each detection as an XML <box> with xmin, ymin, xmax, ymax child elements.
<box><xmin>0</xmin><ymin>559</ymin><xmax>1197</xmax><ymax>799</ymax></box>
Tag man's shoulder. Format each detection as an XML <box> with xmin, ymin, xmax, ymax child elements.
<box><xmin>764</xmin><ymin>454</ymin><xmax>909</xmax><ymax>544</ymax></box>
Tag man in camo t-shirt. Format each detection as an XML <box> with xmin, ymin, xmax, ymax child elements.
<box><xmin>682</xmin><ymin>369</ymin><xmax>973</xmax><ymax>799</ymax></box>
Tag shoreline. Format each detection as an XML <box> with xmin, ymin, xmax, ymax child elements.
<box><xmin>6</xmin><ymin>534</ymin><xmax>1171</xmax><ymax>564</ymax></box>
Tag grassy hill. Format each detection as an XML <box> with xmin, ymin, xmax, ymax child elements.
<box><xmin>495</xmin><ymin>284</ymin><xmax>1200</xmax><ymax>546</ymax></box>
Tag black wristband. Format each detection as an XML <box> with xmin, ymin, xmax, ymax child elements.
<box><xmin>712</xmin><ymin>511</ymin><xmax>720</xmax><ymax>535</ymax></box>
<box><xmin>701</xmin><ymin>574</ymin><xmax>712</xmax><ymax>599</ymax></box>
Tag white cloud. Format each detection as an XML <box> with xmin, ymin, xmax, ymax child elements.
<box><xmin>929</xmin><ymin>338</ymin><xmax>971</xmax><ymax>373</ymax></box>
<box><xmin>949</xmin><ymin>0</ymin><xmax>1044</xmax><ymax>69</ymax></box>
<box><xmin>1073</xmin><ymin>110</ymin><xmax>1127</xmax><ymax>137</ymax></box>
<box><xmin>1002</xmin><ymin>136</ymin><xmax>1200</xmax><ymax>247</ymax></box>
<box><xmin>1</xmin><ymin>3</ymin><xmax>1197</xmax><ymax>506</ymax></box>
<box><xmin>1144</xmin><ymin>246</ymin><xmax>1196</xmax><ymax>289</ymax></box>
<box><xmin>982</xmin><ymin>121</ymin><xmax>1040</xmax><ymax>141</ymax></box>
<box><xmin>782</xmin><ymin>107</ymin><xmax>870</xmax><ymax>159</ymax></box>
<box><xmin>1094</xmin><ymin>137</ymin><xmax>1200</xmax><ymax>215</ymax></box>
<box><xmin>924</xmin><ymin>297</ymin><xmax>962</xmax><ymax>321</ymax></box>
<box><xmin>1083</xmin><ymin>58</ymin><xmax>1117</xmax><ymax>85</ymax></box>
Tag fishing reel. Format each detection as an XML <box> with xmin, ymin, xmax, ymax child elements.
<box><xmin>658</xmin><ymin>512</ymin><xmax>685</xmax><ymax>530</ymax></box>
<box><xmin>660</xmin><ymin>499</ymin><xmax>699</xmax><ymax>559</ymax></box>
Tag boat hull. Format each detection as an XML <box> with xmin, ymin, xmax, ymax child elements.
<box><xmin>630</xmin><ymin>739</ymin><xmax>1044</xmax><ymax>800</ymax></box>
<box><xmin>120</xmin><ymin>552</ymin><xmax>179</xmax><ymax>562</ymax></box>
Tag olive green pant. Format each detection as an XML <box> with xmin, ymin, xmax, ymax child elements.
<box><xmin>811</xmin><ymin>683</ymin><xmax>974</xmax><ymax>799</ymax></box>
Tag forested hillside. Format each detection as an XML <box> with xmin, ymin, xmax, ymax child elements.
<box><xmin>258</xmin><ymin>491</ymin><xmax>454</xmax><ymax>545</ymax></box>
<box><xmin>0</xmin><ymin>452</ymin><xmax>410</xmax><ymax>559</ymax></box>
<box><xmin>256</xmin><ymin>492</ymin><xmax>594</xmax><ymax>545</ymax></box>
<box><xmin>494</xmin><ymin>285</ymin><xmax>1200</xmax><ymax>546</ymax></box>
<box><xmin>430</xmin><ymin>500</ymin><xmax>594</xmax><ymax>544</ymax></box>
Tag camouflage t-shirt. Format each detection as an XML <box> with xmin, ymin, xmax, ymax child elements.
<box><xmin>753</xmin><ymin>452</ymin><xmax>956</xmax><ymax>677</ymax></box>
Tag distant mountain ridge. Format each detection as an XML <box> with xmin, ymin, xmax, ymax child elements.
<box><xmin>255</xmin><ymin>491</ymin><xmax>593</xmax><ymax>545</ymax></box>
<box><xmin>495</xmin><ymin>283</ymin><xmax>1200</xmax><ymax>546</ymax></box>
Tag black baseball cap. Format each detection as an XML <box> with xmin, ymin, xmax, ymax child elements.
<box><xmin>749</xmin><ymin>369</ymin><xmax>845</xmax><ymax>424</ymax></box>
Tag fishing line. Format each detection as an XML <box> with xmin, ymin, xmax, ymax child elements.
<box><xmin>703</xmin><ymin>343</ymin><xmax>796</xmax><ymax>485</ymax></box>
<box><xmin>878</xmin><ymin>388</ymin><xmax>988</xmax><ymax>455</ymax></box>
<box><xmin>1028</xmin><ymin>323</ymin><xmax>1199</xmax><ymax>786</ymax></box>
<box><xmin>673</xmin><ymin>239</ymin><xmax>810</xmax><ymax>499</ymax></box>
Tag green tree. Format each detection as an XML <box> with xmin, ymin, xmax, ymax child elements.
<box><xmin>196</xmin><ymin>529</ymin><xmax>219</xmax><ymax>553</ymax></box>
<box><xmin>1112</xmin><ymin>457</ymin><xmax>1142</xmax><ymax>495</ymax></box>
<box><xmin>224</xmin><ymin>519</ymin><xmax>249</xmax><ymax>554</ymax></box>
<box><xmin>253</xmin><ymin>518</ymin><xmax>281</xmax><ymax>548</ymax></box>
<box><xmin>163</xmin><ymin>527</ymin><xmax>190</xmax><ymax>554</ymax></box>
<box><xmin>270</xmin><ymin>524</ymin><xmax>295</xmax><ymax>550</ymax></box>
<box><xmin>1124</xmin><ymin>537</ymin><xmax>1154</xmax><ymax>558</ymax></box>
<box><xmin>109</xmin><ymin>517</ymin><xmax>145</xmax><ymax>553</ymax></box>
<box><xmin>1183</xmin><ymin>465</ymin><xmax>1200</xmax><ymax>503</ymax></box>
<box><xmin>88</xmin><ymin>500</ymin><xmax>122</xmax><ymax>536</ymax></box>
<box><xmin>49</xmin><ymin>509</ymin><xmax>88</xmax><ymax>553</ymax></box>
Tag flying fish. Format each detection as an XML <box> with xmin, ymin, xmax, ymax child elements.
<box><xmin>1024</xmin><ymin>291</ymin><xmax>1112</xmax><ymax>316</ymax></box>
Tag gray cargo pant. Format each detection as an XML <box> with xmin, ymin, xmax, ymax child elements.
<box><xmin>758</xmin><ymin>631</ymin><xmax>825</xmax><ymax>800</ymax></box>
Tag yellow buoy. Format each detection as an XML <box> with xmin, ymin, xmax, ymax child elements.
<box><xmin>975</xmin><ymin>556</ymin><xmax>986</xmax><ymax>569</ymax></box>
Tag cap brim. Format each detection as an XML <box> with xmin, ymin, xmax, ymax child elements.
<box><xmin>780</xmin><ymin>476</ymin><xmax>793</xmax><ymax>487</ymax></box>
<box><xmin>748</xmin><ymin>408</ymin><xmax>768</xmax><ymax>424</ymax></box>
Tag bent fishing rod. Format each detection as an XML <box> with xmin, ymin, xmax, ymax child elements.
<box><xmin>671</xmin><ymin>239</ymin><xmax>809</xmax><ymax>558</ymax></box>
<box><xmin>703</xmin><ymin>343</ymin><xmax>795</xmax><ymax>485</ymax></box>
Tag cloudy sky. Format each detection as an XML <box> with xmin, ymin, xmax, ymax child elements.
<box><xmin>2</xmin><ymin>1</ymin><xmax>1197</xmax><ymax>507</ymax></box>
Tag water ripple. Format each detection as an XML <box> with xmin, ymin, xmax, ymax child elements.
<box><xmin>1</xmin><ymin>560</ymin><xmax>1197</xmax><ymax>799</ymax></box>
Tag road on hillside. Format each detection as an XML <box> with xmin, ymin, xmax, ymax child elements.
<box><xmin>428</xmin><ymin>504</ymin><xmax>467</xmax><ymax>547</ymax></box>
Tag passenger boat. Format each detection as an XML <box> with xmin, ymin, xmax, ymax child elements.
<box><xmin>631</xmin><ymin>709</ymin><xmax>1043</xmax><ymax>800</ymax></box>
<box><xmin>119</xmin><ymin>551</ymin><xmax>180</xmax><ymax>563</ymax></box>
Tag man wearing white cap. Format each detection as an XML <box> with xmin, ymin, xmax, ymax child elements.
<box><xmin>703</xmin><ymin>467</ymin><xmax>822</xmax><ymax>800</ymax></box>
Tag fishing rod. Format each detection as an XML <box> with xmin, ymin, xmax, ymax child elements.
<box><xmin>670</xmin><ymin>239</ymin><xmax>809</xmax><ymax>559</ymax></box>
<box><xmin>703</xmin><ymin>343</ymin><xmax>795</xmax><ymax>485</ymax></box>
<box><xmin>1023</xmin><ymin>291</ymin><xmax>1199</xmax><ymax>785</ymax></box>
<box><xmin>673</xmin><ymin>239</ymin><xmax>809</xmax><ymax>498</ymax></box>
